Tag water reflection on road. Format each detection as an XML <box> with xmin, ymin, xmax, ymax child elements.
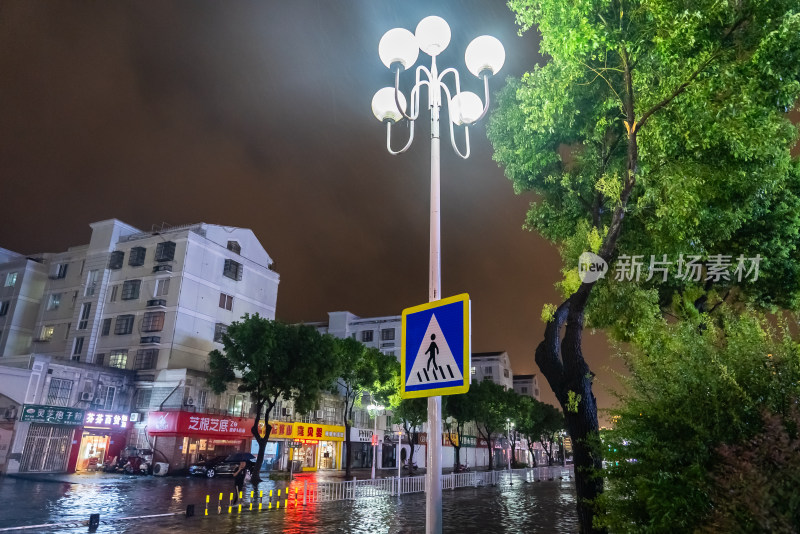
<box><xmin>0</xmin><ymin>473</ymin><xmax>578</xmax><ymax>533</ymax></box>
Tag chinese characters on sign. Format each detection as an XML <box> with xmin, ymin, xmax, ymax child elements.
<box><xmin>84</xmin><ymin>412</ymin><xmax>128</xmax><ymax>428</ymax></box>
<box><xmin>20</xmin><ymin>404</ymin><xmax>84</xmax><ymax>425</ymax></box>
<box><xmin>186</xmin><ymin>415</ymin><xmax>246</xmax><ymax>435</ymax></box>
<box><xmin>613</xmin><ymin>254</ymin><xmax>761</xmax><ymax>283</ymax></box>
<box><xmin>262</xmin><ymin>421</ymin><xmax>345</xmax><ymax>440</ymax></box>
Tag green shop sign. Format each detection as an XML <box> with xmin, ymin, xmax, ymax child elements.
<box><xmin>20</xmin><ymin>404</ymin><xmax>85</xmax><ymax>425</ymax></box>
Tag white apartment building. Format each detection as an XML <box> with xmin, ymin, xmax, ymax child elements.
<box><xmin>512</xmin><ymin>374</ymin><xmax>540</xmax><ymax>400</ymax></box>
<box><xmin>471</xmin><ymin>351</ymin><xmax>514</xmax><ymax>390</ymax></box>
<box><xmin>0</xmin><ymin>219</ymin><xmax>280</xmax><ymax>472</ymax></box>
<box><xmin>309</xmin><ymin>311</ymin><xmax>402</xmax><ymax>360</ymax></box>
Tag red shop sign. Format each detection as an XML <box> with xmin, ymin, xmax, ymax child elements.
<box><xmin>147</xmin><ymin>411</ymin><xmax>251</xmax><ymax>438</ymax></box>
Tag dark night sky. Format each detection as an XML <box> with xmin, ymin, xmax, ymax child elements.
<box><xmin>0</xmin><ymin>1</ymin><xmax>624</xmax><ymax>416</ymax></box>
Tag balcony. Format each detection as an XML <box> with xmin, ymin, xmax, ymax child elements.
<box><xmin>140</xmin><ymin>336</ymin><xmax>161</xmax><ymax>345</ymax></box>
<box><xmin>146</xmin><ymin>299</ymin><xmax>167</xmax><ymax>308</ymax></box>
<box><xmin>152</xmin><ymin>265</ymin><xmax>172</xmax><ymax>273</ymax></box>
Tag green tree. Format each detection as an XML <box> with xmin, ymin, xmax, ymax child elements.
<box><xmin>470</xmin><ymin>380</ymin><xmax>516</xmax><ymax>470</ymax></box>
<box><xmin>598</xmin><ymin>310</ymin><xmax>800</xmax><ymax>532</ymax></box>
<box><xmin>392</xmin><ymin>396</ymin><xmax>427</xmax><ymax>474</ymax></box>
<box><xmin>207</xmin><ymin>314</ymin><xmax>337</xmax><ymax>479</ymax></box>
<box><xmin>331</xmin><ymin>337</ymin><xmax>398</xmax><ymax>479</ymax></box>
<box><xmin>443</xmin><ymin>391</ymin><xmax>477</xmax><ymax>471</ymax></box>
<box><xmin>489</xmin><ymin>2</ymin><xmax>800</xmax><ymax>530</ymax></box>
<box><xmin>516</xmin><ymin>396</ymin><xmax>565</xmax><ymax>467</ymax></box>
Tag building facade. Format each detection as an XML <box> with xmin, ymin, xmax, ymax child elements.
<box><xmin>471</xmin><ymin>351</ymin><xmax>514</xmax><ymax>390</ymax></box>
<box><xmin>0</xmin><ymin>219</ymin><xmax>287</xmax><ymax>473</ymax></box>
<box><xmin>512</xmin><ymin>374</ymin><xmax>540</xmax><ymax>400</ymax></box>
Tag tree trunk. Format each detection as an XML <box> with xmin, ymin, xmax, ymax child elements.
<box><xmin>250</xmin><ymin>402</ymin><xmax>269</xmax><ymax>483</ymax></box>
<box><xmin>535</xmin><ymin>289</ymin><xmax>605</xmax><ymax>534</ymax></box>
<box><xmin>454</xmin><ymin>445</ymin><xmax>461</xmax><ymax>470</ymax></box>
<box><xmin>528</xmin><ymin>444</ymin><xmax>537</xmax><ymax>467</ymax></box>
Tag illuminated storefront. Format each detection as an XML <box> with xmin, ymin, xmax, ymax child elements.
<box><xmin>265</xmin><ymin>421</ymin><xmax>345</xmax><ymax>472</ymax></box>
<box><xmin>76</xmin><ymin>411</ymin><xmax>130</xmax><ymax>471</ymax></box>
<box><xmin>146</xmin><ymin>411</ymin><xmax>253</xmax><ymax>469</ymax></box>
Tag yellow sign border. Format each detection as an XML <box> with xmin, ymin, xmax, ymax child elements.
<box><xmin>400</xmin><ymin>293</ymin><xmax>471</xmax><ymax>399</ymax></box>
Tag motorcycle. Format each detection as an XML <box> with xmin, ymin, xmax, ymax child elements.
<box><xmin>112</xmin><ymin>446</ymin><xmax>153</xmax><ymax>475</ymax></box>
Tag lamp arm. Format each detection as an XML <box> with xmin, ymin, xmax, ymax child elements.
<box><xmin>393</xmin><ymin>67</ymin><xmax>428</xmax><ymax>122</ymax></box>
<box><xmin>472</xmin><ymin>74</ymin><xmax>492</xmax><ymax>123</ymax></box>
<box><xmin>441</xmin><ymin>83</ymin><xmax>470</xmax><ymax>159</ymax></box>
<box><xmin>386</xmin><ymin>120</ymin><xmax>415</xmax><ymax>155</ymax></box>
<box><xmin>438</xmin><ymin>67</ymin><xmax>463</xmax><ymax>96</ymax></box>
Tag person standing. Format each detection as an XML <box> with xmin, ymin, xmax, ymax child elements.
<box><xmin>232</xmin><ymin>461</ymin><xmax>247</xmax><ymax>503</ymax></box>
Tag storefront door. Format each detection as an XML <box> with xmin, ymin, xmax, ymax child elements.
<box><xmin>20</xmin><ymin>424</ymin><xmax>73</xmax><ymax>473</ymax></box>
<box><xmin>77</xmin><ymin>433</ymin><xmax>108</xmax><ymax>471</ymax></box>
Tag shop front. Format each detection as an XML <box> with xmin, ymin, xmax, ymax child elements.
<box><xmin>265</xmin><ymin>421</ymin><xmax>345</xmax><ymax>472</ymax></box>
<box><xmin>15</xmin><ymin>404</ymin><xmax>84</xmax><ymax>473</ymax></box>
<box><xmin>146</xmin><ymin>411</ymin><xmax>252</xmax><ymax>470</ymax></box>
<box><xmin>348</xmin><ymin>427</ymin><xmax>374</xmax><ymax>469</ymax></box>
<box><xmin>76</xmin><ymin>411</ymin><xmax>130</xmax><ymax>471</ymax></box>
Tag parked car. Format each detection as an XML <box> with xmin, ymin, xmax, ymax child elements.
<box><xmin>188</xmin><ymin>454</ymin><xmax>247</xmax><ymax>478</ymax></box>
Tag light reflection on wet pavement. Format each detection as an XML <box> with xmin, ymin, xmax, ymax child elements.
<box><xmin>0</xmin><ymin>472</ymin><xmax>578</xmax><ymax>533</ymax></box>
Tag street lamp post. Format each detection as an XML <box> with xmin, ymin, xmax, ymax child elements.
<box><xmin>506</xmin><ymin>418</ymin><xmax>514</xmax><ymax>472</ymax></box>
<box><xmin>372</xmin><ymin>16</ymin><xmax>504</xmax><ymax>534</ymax></box>
<box><xmin>368</xmin><ymin>403</ymin><xmax>384</xmax><ymax>480</ymax></box>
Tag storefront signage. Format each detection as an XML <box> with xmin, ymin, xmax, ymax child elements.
<box><xmin>350</xmin><ymin>428</ymin><xmax>374</xmax><ymax>442</ymax></box>
<box><xmin>262</xmin><ymin>421</ymin><xmax>345</xmax><ymax>441</ymax></box>
<box><xmin>20</xmin><ymin>404</ymin><xmax>84</xmax><ymax>425</ymax></box>
<box><xmin>84</xmin><ymin>412</ymin><xmax>129</xmax><ymax>429</ymax></box>
<box><xmin>147</xmin><ymin>411</ymin><xmax>250</xmax><ymax>438</ymax></box>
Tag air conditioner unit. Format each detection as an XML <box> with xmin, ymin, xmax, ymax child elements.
<box><xmin>92</xmin><ymin>397</ymin><xmax>103</xmax><ymax>405</ymax></box>
<box><xmin>80</xmin><ymin>392</ymin><xmax>92</xmax><ymax>401</ymax></box>
<box><xmin>281</xmin><ymin>408</ymin><xmax>291</xmax><ymax>417</ymax></box>
<box><xmin>153</xmin><ymin>462</ymin><xmax>169</xmax><ymax>476</ymax></box>
<box><xmin>129</xmin><ymin>412</ymin><xmax>140</xmax><ymax>422</ymax></box>
<box><xmin>184</xmin><ymin>397</ymin><xmax>194</xmax><ymax>406</ymax></box>
<box><xmin>315</xmin><ymin>410</ymin><xmax>323</xmax><ymax>420</ymax></box>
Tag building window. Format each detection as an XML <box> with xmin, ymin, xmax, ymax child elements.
<box><xmin>95</xmin><ymin>353</ymin><xmax>105</xmax><ymax>366</ymax></box>
<box><xmin>47</xmin><ymin>293</ymin><xmax>62</xmax><ymax>310</ymax></box>
<box><xmin>471</xmin><ymin>366</ymin><xmax>476</xmax><ymax>375</ymax></box>
<box><xmin>101</xmin><ymin>386</ymin><xmax>116</xmax><ymax>411</ymax></box>
<box><xmin>39</xmin><ymin>325</ymin><xmax>55</xmax><ymax>341</ymax></box>
<box><xmin>46</xmin><ymin>378</ymin><xmax>73</xmax><ymax>406</ymax></box>
<box><xmin>101</xmin><ymin>318</ymin><xmax>112</xmax><ymax>336</ymax></box>
<box><xmin>53</xmin><ymin>263</ymin><xmax>69</xmax><ymax>279</ymax></box>
<box><xmin>4</xmin><ymin>272</ymin><xmax>17</xmax><ymax>287</ymax></box>
<box><xmin>141</xmin><ymin>311</ymin><xmax>165</xmax><ymax>332</ymax></box>
<box><xmin>128</xmin><ymin>247</ymin><xmax>146</xmax><ymax>267</ymax></box>
<box><xmin>134</xmin><ymin>349</ymin><xmax>157</xmax><ymax>370</ymax></box>
<box><xmin>109</xmin><ymin>350</ymin><xmax>128</xmax><ymax>369</ymax></box>
<box><xmin>108</xmin><ymin>251</ymin><xmax>124</xmax><ymax>270</ymax></box>
<box><xmin>134</xmin><ymin>388</ymin><xmax>152</xmax><ymax>409</ymax></box>
<box><xmin>503</xmin><ymin>369</ymin><xmax>510</xmax><ymax>378</ymax></box>
<box><xmin>227</xmin><ymin>241</ymin><xmax>241</xmax><ymax>254</ymax></box>
<box><xmin>521</xmin><ymin>386</ymin><xmax>528</xmax><ymax>394</ymax></box>
<box><xmin>483</xmin><ymin>366</ymin><xmax>493</xmax><ymax>374</ymax></box>
<box><xmin>214</xmin><ymin>323</ymin><xmax>228</xmax><ymax>342</ymax></box>
<box><xmin>0</xmin><ymin>301</ymin><xmax>8</xmax><ymax>316</ymax></box>
<box><xmin>223</xmin><ymin>259</ymin><xmax>243</xmax><ymax>281</ymax></box>
<box><xmin>155</xmin><ymin>278</ymin><xmax>170</xmax><ymax>297</ymax></box>
<box><xmin>114</xmin><ymin>314</ymin><xmax>135</xmax><ymax>335</ymax></box>
<box><xmin>72</xmin><ymin>337</ymin><xmax>84</xmax><ymax>359</ymax></box>
<box><xmin>218</xmin><ymin>293</ymin><xmax>233</xmax><ymax>311</ymax></box>
<box><xmin>84</xmin><ymin>270</ymin><xmax>99</xmax><ymax>296</ymax></box>
<box><xmin>78</xmin><ymin>302</ymin><xmax>92</xmax><ymax>330</ymax></box>
<box><xmin>109</xmin><ymin>285</ymin><xmax>119</xmax><ymax>302</ymax></box>
<box><xmin>381</xmin><ymin>328</ymin><xmax>395</xmax><ymax>341</ymax></box>
<box><xmin>121</xmin><ymin>280</ymin><xmax>141</xmax><ymax>300</ymax></box>
<box><xmin>361</xmin><ymin>330</ymin><xmax>374</xmax><ymax>342</ymax></box>
<box><xmin>198</xmin><ymin>389</ymin><xmax>208</xmax><ymax>407</ymax></box>
<box><xmin>155</xmin><ymin>241</ymin><xmax>176</xmax><ymax>262</ymax></box>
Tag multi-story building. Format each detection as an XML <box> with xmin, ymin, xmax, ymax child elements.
<box><xmin>309</xmin><ymin>311</ymin><xmax>401</xmax><ymax>360</ymax></box>
<box><xmin>0</xmin><ymin>219</ymin><xmax>283</xmax><ymax>473</ymax></box>
<box><xmin>512</xmin><ymin>374</ymin><xmax>540</xmax><ymax>400</ymax></box>
<box><xmin>471</xmin><ymin>351</ymin><xmax>514</xmax><ymax>390</ymax></box>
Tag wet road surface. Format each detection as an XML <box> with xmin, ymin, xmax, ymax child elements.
<box><xmin>0</xmin><ymin>471</ymin><xmax>578</xmax><ymax>533</ymax></box>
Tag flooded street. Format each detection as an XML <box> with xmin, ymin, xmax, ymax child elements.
<box><xmin>0</xmin><ymin>472</ymin><xmax>578</xmax><ymax>533</ymax></box>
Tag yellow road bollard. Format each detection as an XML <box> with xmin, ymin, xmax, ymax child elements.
<box><xmin>218</xmin><ymin>492</ymin><xmax>223</xmax><ymax>514</ymax></box>
<box><xmin>258</xmin><ymin>490</ymin><xmax>263</xmax><ymax>511</ymax></box>
<box><xmin>249</xmin><ymin>490</ymin><xmax>254</xmax><ymax>511</ymax></box>
<box><xmin>269</xmin><ymin>489</ymin><xmax>273</xmax><ymax>509</ymax></box>
<box><xmin>228</xmin><ymin>492</ymin><xmax>234</xmax><ymax>514</ymax></box>
<box><xmin>238</xmin><ymin>491</ymin><xmax>243</xmax><ymax>513</ymax></box>
<box><xmin>205</xmin><ymin>494</ymin><xmax>210</xmax><ymax>516</ymax></box>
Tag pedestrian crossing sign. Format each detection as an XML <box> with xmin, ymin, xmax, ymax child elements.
<box><xmin>400</xmin><ymin>293</ymin><xmax>471</xmax><ymax>398</ymax></box>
